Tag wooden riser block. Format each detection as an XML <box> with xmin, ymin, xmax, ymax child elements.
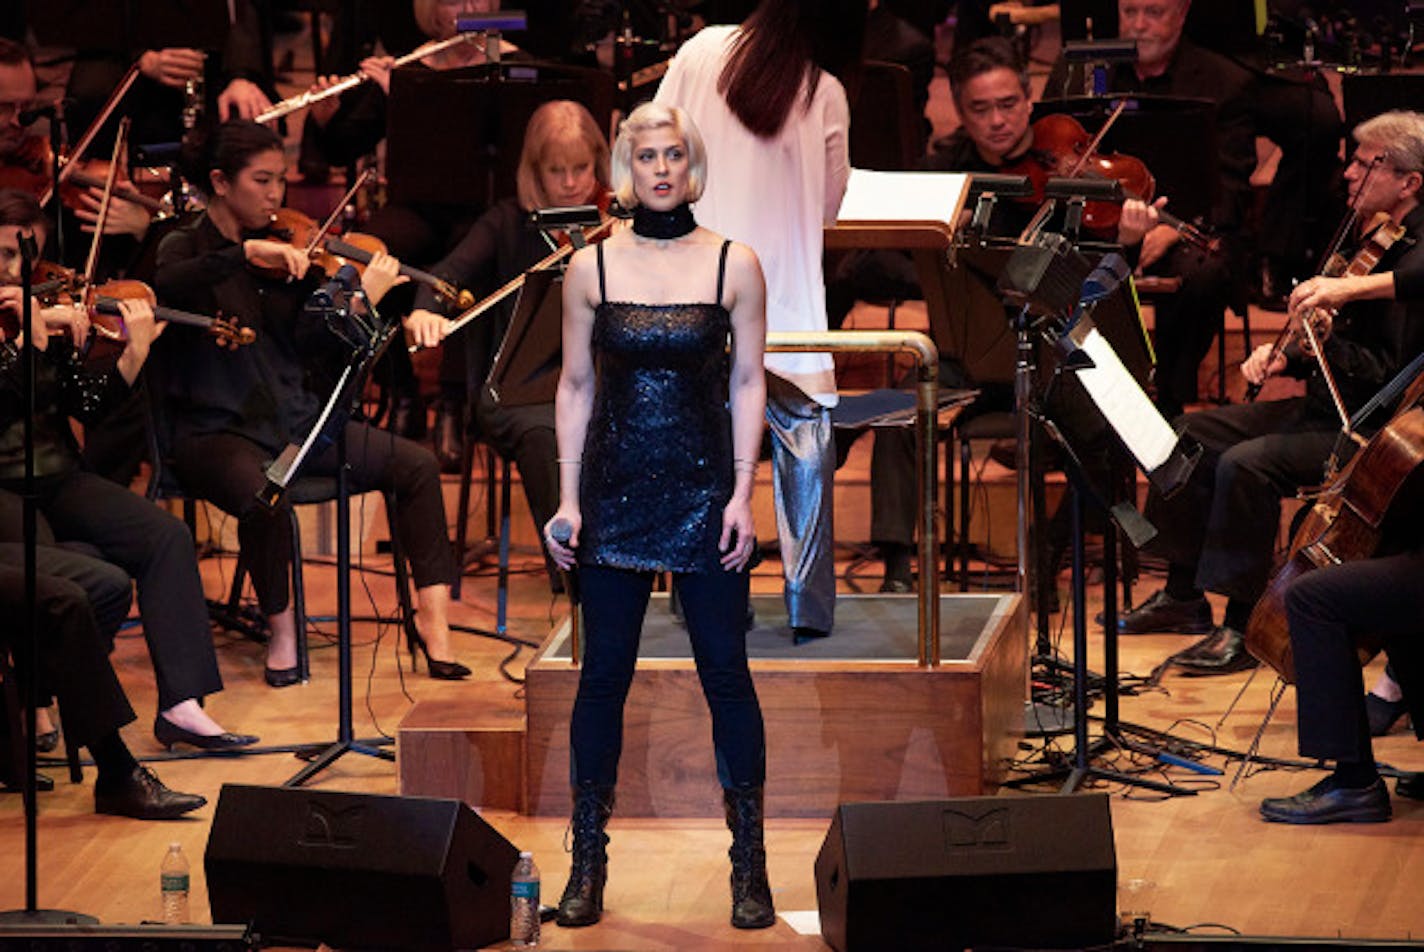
<box><xmin>397</xmin><ymin>683</ymin><xmax>527</xmax><ymax>812</ymax></box>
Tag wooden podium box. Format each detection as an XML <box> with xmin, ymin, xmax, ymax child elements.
<box><xmin>522</xmin><ymin>592</ymin><xmax>1026</xmax><ymax>818</ymax></box>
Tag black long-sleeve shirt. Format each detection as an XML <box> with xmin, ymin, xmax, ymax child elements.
<box><xmin>0</xmin><ymin>340</ymin><xmax>131</xmax><ymax>481</ymax></box>
<box><xmin>152</xmin><ymin>214</ymin><xmax>333</xmax><ymax>455</ymax></box>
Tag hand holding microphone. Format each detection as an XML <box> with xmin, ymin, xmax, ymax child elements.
<box><xmin>545</xmin><ymin>512</ymin><xmax>580</xmax><ymax>570</ymax></box>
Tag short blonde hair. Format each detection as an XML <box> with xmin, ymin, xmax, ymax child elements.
<box><xmin>515</xmin><ymin>100</ymin><xmax>611</xmax><ymax>210</ymax></box>
<box><xmin>1355</xmin><ymin>110</ymin><xmax>1424</xmax><ymax>175</ymax></box>
<box><xmin>610</xmin><ymin>101</ymin><xmax>707</xmax><ymax>209</ymax></box>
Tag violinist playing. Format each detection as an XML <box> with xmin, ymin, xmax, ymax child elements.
<box><xmin>404</xmin><ymin>99</ymin><xmax>610</xmax><ymax>591</ymax></box>
<box><xmin>0</xmin><ymin>186</ymin><xmax>260</xmax><ymax>753</ymax></box>
<box><xmin>152</xmin><ymin>119</ymin><xmax>468</xmax><ymax>684</ymax></box>
<box><xmin>1115</xmin><ymin>111</ymin><xmax>1424</xmax><ymax>678</ymax></box>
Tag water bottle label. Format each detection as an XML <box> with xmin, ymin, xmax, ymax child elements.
<box><xmin>511</xmin><ymin>881</ymin><xmax>539</xmax><ymax>901</ymax></box>
<box><xmin>161</xmin><ymin>873</ymin><xmax>189</xmax><ymax>892</ymax></box>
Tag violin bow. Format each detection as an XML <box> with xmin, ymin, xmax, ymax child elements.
<box><xmin>80</xmin><ymin>117</ymin><xmax>130</xmax><ymax>295</ymax></box>
<box><xmin>301</xmin><ymin>167</ymin><xmax>375</xmax><ymax>258</ymax></box>
<box><xmin>1065</xmin><ymin>99</ymin><xmax>1128</xmax><ymax>179</ymax></box>
<box><xmin>39</xmin><ymin>61</ymin><xmax>142</xmax><ymax>208</ymax></box>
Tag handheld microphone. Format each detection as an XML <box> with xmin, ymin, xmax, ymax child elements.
<box><xmin>549</xmin><ymin>518</ymin><xmax>573</xmax><ymax>545</ymax></box>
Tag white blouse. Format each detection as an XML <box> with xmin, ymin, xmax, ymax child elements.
<box><xmin>656</xmin><ymin>24</ymin><xmax>850</xmax><ymax>407</ymax></box>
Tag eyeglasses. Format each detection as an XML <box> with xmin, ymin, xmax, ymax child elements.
<box><xmin>1346</xmin><ymin>151</ymin><xmax>1412</xmax><ymax>176</ymax></box>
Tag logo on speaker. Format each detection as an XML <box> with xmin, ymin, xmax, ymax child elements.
<box><xmin>942</xmin><ymin>806</ymin><xmax>1009</xmax><ymax>851</ymax></box>
<box><xmin>299</xmin><ymin>801</ymin><xmax>365</xmax><ymax>849</ymax></box>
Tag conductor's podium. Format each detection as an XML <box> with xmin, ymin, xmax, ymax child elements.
<box><xmin>398</xmin><ymin>592</ymin><xmax>1026</xmax><ymax>818</ymax></box>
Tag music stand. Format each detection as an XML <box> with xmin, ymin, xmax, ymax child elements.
<box><xmin>27</xmin><ymin>0</ymin><xmax>230</xmax><ymax>52</ymax></box>
<box><xmin>386</xmin><ymin>62</ymin><xmax>615</xmax><ymax>210</ymax></box>
<box><xmin>486</xmin><ymin>268</ymin><xmax>563</xmax><ymax>408</ymax></box>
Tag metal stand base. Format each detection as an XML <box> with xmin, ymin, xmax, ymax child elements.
<box><xmin>0</xmin><ymin>910</ymin><xmax>99</xmax><ymax>926</ymax></box>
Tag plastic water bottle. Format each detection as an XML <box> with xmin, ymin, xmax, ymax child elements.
<box><xmin>509</xmin><ymin>851</ymin><xmax>540</xmax><ymax>948</ymax></box>
<box><xmin>160</xmin><ymin>842</ymin><xmax>190</xmax><ymax>924</ymax></box>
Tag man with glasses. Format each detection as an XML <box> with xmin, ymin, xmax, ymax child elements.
<box><xmin>0</xmin><ymin>38</ymin><xmax>37</xmax><ymax>163</ymax></box>
<box><xmin>1113</xmin><ymin>110</ymin><xmax>1424</xmax><ymax>676</ymax></box>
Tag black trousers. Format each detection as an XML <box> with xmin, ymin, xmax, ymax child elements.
<box><xmin>571</xmin><ymin>564</ymin><xmax>765</xmax><ymax>790</ymax></box>
<box><xmin>0</xmin><ymin>564</ymin><xmax>135</xmax><ymax>750</ymax></box>
<box><xmin>1287</xmin><ymin>551</ymin><xmax>1424</xmax><ymax>762</ymax></box>
<box><xmin>1145</xmin><ymin>240</ymin><xmax>1238</xmax><ymax>420</ymax></box>
<box><xmin>0</xmin><ymin>472</ymin><xmax>222</xmax><ymax>711</ymax></box>
<box><xmin>474</xmin><ymin>394</ymin><xmax>559</xmax><ymax>553</ymax></box>
<box><xmin>172</xmin><ymin>421</ymin><xmax>456</xmax><ymax>616</ymax></box>
<box><xmin>1143</xmin><ymin>398</ymin><xmax>1337</xmax><ymax>604</ymax></box>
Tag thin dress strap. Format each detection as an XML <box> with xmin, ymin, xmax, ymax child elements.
<box><xmin>716</xmin><ymin>239</ymin><xmax>731</xmax><ymax>306</ymax></box>
<box><xmin>596</xmin><ymin>239</ymin><xmax>607</xmax><ymax>304</ymax></box>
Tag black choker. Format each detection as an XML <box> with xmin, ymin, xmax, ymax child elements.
<box><xmin>632</xmin><ymin>203</ymin><xmax>696</xmax><ymax>239</ymax></box>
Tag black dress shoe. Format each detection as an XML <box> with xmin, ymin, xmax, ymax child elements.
<box><xmin>879</xmin><ymin>577</ymin><xmax>913</xmax><ymax>594</ymax></box>
<box><xmin>792</xmin><ymin>626</ymin><xmax>830</xmax><ymax>646</ymax></box>
<box><xmin>264</xmin><ymin>665</ymin><xmax>301</xmax><ymax>688</ymax></box>
<box><xmin>1114</xmin><ymin>588</ymin><xmax>1214</xmax><ymax>635</ymax></box>
<box><xmin>1395</xmin><ymin>772</ymin><xmax>1424</xmax><ymax>801</ymax></box>
<box><xmin>1366</xmin><ymin>693</ymin><xmax>1410</xmax><ymax>737</ymax></box>
<box><xmin>35</xmin><ymin>728</ymin><xmax>59</xmax><ymax>753</ymax></box>
<box><xmin>1260</xmin><ymin>775</ymin><xmax>1390</xmax><ymax>824</ymax></box>
<box><xmin>1171</xmin><ymin>626</ymin><xmax>1259</xmax><ymax>676</ymax></box>
<box><xmin>154</xmin><ymin>715</ymin><xmax>259</xmax><ymax>752</ymax></box>
<box><xmin>94</xmin><ymin>765</ymin><xmax>207</xmax><ymax>820</ymax></box>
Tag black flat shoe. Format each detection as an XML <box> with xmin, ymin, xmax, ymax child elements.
<box><xmin>1</xmin><ymin>771</ymin><xmax>54</xmax><ymax>793</ymax></box>
<box><xmin>264</xmin><ymin>665</ymin><xmax>301</xmax><ymax>688</ymax></box>
<box><xmin>34</xmin><ymin>728</ymin><xmax>59</xmax><ymax>753</ymax></box>
<box><xmin>1366</xmin><ymin>693</ymin><xmax>1410</xmax><ymax>737</ymax></box>
<box><xmin>154</xmin><ymin>715</ymin><xmax>259</xmax><ymax>752</ymax></box>
<box><xmin>94</xmin><ymin>765</ymin><xmax>207</xmax><ymax>820</ymax></box>
<box><xmin>1260</xmin><ymin>776</ymin><xmax>1390</xmax><ymax>825</ymax></box>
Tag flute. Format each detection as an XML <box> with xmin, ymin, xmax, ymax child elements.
<box><xmin>256</xmin><ymin>33</ymin><xmax>478</xmax><ymax>123</ymax></box>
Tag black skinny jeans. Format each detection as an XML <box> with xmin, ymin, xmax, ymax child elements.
<box><xmin>1286</xmin><ymin>551</ymin><xmax>1424</xmax><ymax>763</ymax></box>
<box><xmin>172</xmin><ymin>421</ymin><xmax>456</xmax><ymax>616</ymax></box>
<box><xmin>571</xmin><ymin>564</ymin><xmax>766</xmax><ymax>791</ymax></box>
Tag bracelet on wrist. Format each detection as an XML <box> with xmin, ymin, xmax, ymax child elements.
<box><xmin>557</xmin><ymin>457</ymin><xmax>583</xmax><ymax>465</ymax></box>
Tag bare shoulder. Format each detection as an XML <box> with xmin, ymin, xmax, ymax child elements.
<box><xmin>724</xmin><ymin>240</ymin><xmax>765</xmax><ymax>287</ymax></box>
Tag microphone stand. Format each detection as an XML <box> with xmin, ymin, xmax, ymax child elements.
<box><xmin>0</xmin><ymin>231</ymin><xmax>97</xmax><ymax>926</ymax></box>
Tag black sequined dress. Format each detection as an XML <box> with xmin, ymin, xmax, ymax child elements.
<box><xmin>579</xmin><ymin>240</ymin><xmax>734</xmax><ymax>574</ymax></box>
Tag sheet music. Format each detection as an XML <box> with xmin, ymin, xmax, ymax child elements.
<box><xmin>837</xmin><ymin>169</ymin><xmax>971</xmax><ymax>228</ymax></box>
<box><xmin>1070</xmin><ymin>321</ymin><xmax>1178</xmax><ymax>472</ymax></box>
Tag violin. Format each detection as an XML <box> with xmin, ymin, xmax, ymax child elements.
<box><xmin>13</xmin><ymin>263</ymin><xmax>254</xmax><ymax>351</ymax></box>
<box><xmin>1001</xmin><ymin>111</ymin><xmax>1221</xmax><ymax>255</ymax></box>
<box><xmin>1244</xmin><ymin>212</ymin><xmax>1406</xmax><ymax>404</ymax></box>
<box><xmin>264</xmin><ymin>206</ymin><xmax>473</xmax><ymax>309</ymax></box>
<box><xmin>1</xmin><ymin>134</ymin><xmax>167</xmax><ymax>215</ymax></box>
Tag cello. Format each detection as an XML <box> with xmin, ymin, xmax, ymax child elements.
<box><xmin>1244</xmin><ymin>363</ymin><xmax>1424</xmax><ymax>682</ymax></box>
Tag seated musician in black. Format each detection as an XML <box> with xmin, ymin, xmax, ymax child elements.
<box><xmin>152</xmin><ymin>120</ymin><xmax>466</xmax><ymax>684</ymax></box>
<box><xmin>1259</xmin><ymin>260</ymin><xmax>1424</xmax><ymax>823</ymax></box>
<box><xmin>1045</xmin><ymin>0</ymin><xmax>1256</xmax><ymax>421</ymax></box>
<box><xmin>828</xmin><ymin>37</ymin><xmax>1160</xmax><ymax>591</ymax></box>
<box><xmin>1117</xmin><ymin>111</ymin><xmax>1424</xmax><ymax>675</ymax></box>
<box><xmin>0</xmin><ymin>562</ymin><xmax>206</xmax><ymax>818</ymax></box>
<box><xmin>404</xmin><ymin>99</ymin><xmax>610</xmax><ymax>588</ymax></box>
<box><xmin>0</xmin><ymin>187</ymin><xmax>258</xmax><ymax>752</ymax></box>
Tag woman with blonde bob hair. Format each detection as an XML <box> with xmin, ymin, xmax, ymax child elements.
<box><xmin>544</xmin><ymin>101</ymin><xmax>774</xmax><ymax>930</ymax></box>
<box><xmin>607</xmin><ymin>101</ymin><xmax>708</xmax><ymax>210</ymax></box>
<box><xmin>517</xmin><ymin>98</ymin><xmax>613</xmax><ymax>210</ymax></box>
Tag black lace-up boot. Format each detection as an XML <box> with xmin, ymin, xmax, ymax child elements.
<box><xmin>555</xmin><ymin>783</ymin><xmax>615</xmax><ymax>927</ymax></box>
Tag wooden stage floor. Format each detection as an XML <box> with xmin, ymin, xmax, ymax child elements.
<box><xmin>3</xmin><ymin>522</ymin><xmax>1424</xmax><ymax>949</ymax></box>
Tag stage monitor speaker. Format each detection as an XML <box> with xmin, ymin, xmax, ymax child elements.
<box><xmin>205</xmin><ymin>784</ymin><xmax>520</xmax><ymax>952</ymax></box>
<box><xmin>814</xmin><ymin>793</ymin><xmax>1116</xmax><ymax>952</ymax></box>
